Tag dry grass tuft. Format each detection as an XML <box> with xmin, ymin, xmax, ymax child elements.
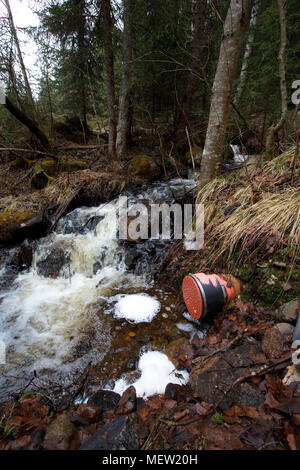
<box><xmin>195</xmin><ymin>148</ymin><xmax>300</xmax><ymax>267</ymax></box>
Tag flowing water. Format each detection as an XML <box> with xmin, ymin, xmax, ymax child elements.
<box><xmin>0</xmin><ymin>177</ymin><xmax>200</xmax><ymax>402</ymax></box>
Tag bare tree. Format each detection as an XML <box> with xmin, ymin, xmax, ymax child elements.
<box><xmin>116</xmin><ymin>0</ymin><xmax>134</xmax><ymax>158</ymax></box>
<box><xmin>199</xmin><ymin>0</ymin><xmax>252</xmax><ymax>187</ymax></box>
<box><xmin>102</xmin><ymin>0</ymin><xmax>117</xmax><ymax>158</ymax></box>
<box><xmin>4</xmin><ymin>0</ymin><xmax>36</xmax><ymax>116</ymax></box>
<box><xmin>263</xmin><ymin>0</ymin><xmax>288</xmax><ymax>161</ymax></box>
<box><xmin>234</xmin><ymin>0</ymin><xmax>259</xmax><ymax>104</ymax></box>
<box><xmin>3</xmin><ymin>96</ymin><xmax>51</xmax><ymax>150</ymax></box>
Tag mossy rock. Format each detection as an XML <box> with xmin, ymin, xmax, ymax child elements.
<box><xmin>235</xmin><ymin>262</ymin><xmax>300</xmax><ymax>309</ymax></box>
<box><xmin>127</xmin><ymin>155</ymin><xmax>161</xmax><ymax>181</ymax></box>
<box><xmin>184</xmin><ymin>146</ymin><xmax>203</xmax><ymax>165</ymax></box>
<box><xmin>61</xmin><ymin>160</ymin><xmax>87</xmax><ymax>172</ymax></box>
<box><xmin>30</xmin><ymin>159</ymin><xmax>87</xmax><ymax>189</ymax></box>
<box><xmin>0</xmin><ymin>211</ymin><xmax>35</xmax><ymax>244</ymax></box>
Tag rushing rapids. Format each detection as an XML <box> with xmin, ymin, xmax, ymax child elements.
<box><xmin>0</xmin><ymin>177</ymin><xmax>200</xmax><ymax>401</ymax></box>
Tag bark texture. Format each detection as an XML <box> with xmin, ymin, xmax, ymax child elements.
<box><xmin>234</xmin><ymin>0</ymin><xmax>259</xmax><ymax>104</ymax></box>
<box><xmin>116</xmin><ymin>0</ymin><xmax>134</xmax><ymax>158</ymax></box>
<box><xmin>199</xmin><ymin>0</ymin><xmax>252</xmax><ymax>187</ymax></box>
<box><xmin>103</xmin><ymin>0</ymin><xmax>117</xmax><ymax>158</ymax></box>
<box><xmin>4</xmin><ymin>97</ymin><xmax>51</xmax><ymax>151</ymax></box>
<box><xmin>4</xmin><ymin>0</ymin><xmax>36</xmax><ymax>115</ymax></box>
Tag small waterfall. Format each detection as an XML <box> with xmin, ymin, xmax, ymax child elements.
<box><xmin>230</xmin><ymin>144</ymin><xmax>249</xmax><ymax>164</ymax></box>
<box><xmin>0</xmin><ymin>177</ymin><xmax>198</xmax><ymax>399</ymax></box>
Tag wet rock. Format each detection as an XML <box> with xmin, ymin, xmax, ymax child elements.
<box><xmin>43</xmin><ymin>412</ymin><xmax>75</xmax><ymax>450</ymax></box>
<box><xmin>36</xmin><ymin>248</ymin><xmax>70</xmax><ymax>278</ymax></box>
<box><xmin>10</xmin><ymin>239</ymin><xmax>34</xmax><ymax>269</ymax></box>
<box><xmin>189</xmin><ymin>342</ymin><xmax>266</xmax><ymax>409</ymax></box>
<box><xmin>283</xmin><ymin>365</ymin><xmax>300</xmax><ymax>386</ymax></box>
<box><xmin>262</xmin><ymin>326</ymin><xmax>285</xmax><ymax>359</ymax></box>
<box><xmin>164</xmin><ymin>337</ymin><xmax>191</xmax><ymax>369</ymax></box>
<box><xmin>116</xmin><ymin>386</ymin><xmax>137</xmax><ymax>415</ymax></box>
<box><xmin>165</xmin><ymin>383</ymin><xmax>181</xmax><ymax>400</ymax></box>
<box><xmin>27</xmin><ymin>428</ymin><xmax>45</xmax><ymax>450</ymax></box>
<box><xmin>10</xmin><ymin>435</ymin><xmax>31</xmax><ymax>450</ymax></box>
<box><xmin>124</xmin><ymin>247</ymin><xmax>141</xmax><ymax>269</ymax></box>
<box><xmin>276</xmin><ymin>299</ymin><xmax>300</xmax><ymax>323</ymax></box>
<box><xmin>79</xmin><ymin>415</ymin><xmax>138</xmax><ymax>450</ymax></box>
<box><xmin>0</xmin><ymin>211</ymin><xmax>49</xmax><ymax>245</ymax></box>
<box><xmin>75</xmin><ymin>404</ymin><xmax>102</xmax><ymax>423</ymax></box>
<box><xmin>275</xmin><ymin>323</ymin><xmax>295</xmax><ymax>343</ymax></box>
<box><xmin>88</xmin><ymin>390</ymin><xmax>121</xmax><ymax>411</ymax></box>
<box><xmin>127</xmin><ymin>155</ymin><xmax>161</xmax><ymax>182</ymax></box>
<box><xmin>81</xmin><ymin>215</ymin><xmax>104</xmax><ymax>233</ymax></box>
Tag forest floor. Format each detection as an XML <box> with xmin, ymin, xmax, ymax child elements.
<box><xmin>0</xmin><ymin>139</ymin><xmax>299</xmax><ymax>450</ymax></box>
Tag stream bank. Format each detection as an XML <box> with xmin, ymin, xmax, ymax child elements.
<box><xmin>0</xmin><ymin>146</ymin><xmax>299</xmax><ymax>450</ymax></box>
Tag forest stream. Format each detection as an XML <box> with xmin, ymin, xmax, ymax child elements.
<box><xmin>0</xmin><ymin>176</ymin><xmax>201</xmax><ymax>403</ymax></box>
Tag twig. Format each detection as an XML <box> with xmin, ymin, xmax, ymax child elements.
<box><xmin>192</xmin><ymin>333</ymin><xmax>244</xmax><ymax>364</ymax></box>
<box><xmin>185</xmin><ymin>126</ymin><xmax>196</xmax><ymax>173</ymax></box>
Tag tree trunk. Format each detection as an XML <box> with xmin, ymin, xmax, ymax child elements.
<box><xmin>263</xmin><ymin>0</ymin><xmax>288</xmax><ymax>162</ymax></box>
<box><xmin>116</xmin><ymin>0</ymin><xmax>134</xmax><ymax>158</ymax></box>
<box><xmin>126</xmin><ymin>0</ymin><xmax>136</xmax><ymax>143</ymax></box>
<box><xmin>103</xmin><ymin>0</ymin><xmax>117</xmax><ymax>158</ymax></box>
<box><xmin>199</xmin><ymin>0</ymin><xmax>252</xmax><ymax>187</ymax></box>
<box><xmin>234</xmin><ymin>0</ymin><xmax>259</xmax><ymax>104</ymax></box>
<box><xmin>178</xmin><ymin>0</ymin><xmax>207</xmax><ymax>131</ymax></box>
<box><xmin>3</xmin><ymin>97</ymin><xmax>51</xmax><ymax>151</ymax></box>
<box><xmin>4</xmin><ymin>0</ymin><xmax>36</xmax><ymax>116</ymax></box>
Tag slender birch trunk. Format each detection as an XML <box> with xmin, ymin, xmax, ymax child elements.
<box><xmin>103</xmin><ymin>0</ymin><xmax>117</xmax><ymax>158</ymax></box>
<box><xmin>4</xmin><ymin>0</ymin><xmax>36</xmax><ymax>116</ymax></box>
<box><xmin>234</xmin><ymin>0</ymin><xmax>259</xmax><ymax>104</ymax></box>
<box><xmin>199</xmin><ymin>0</ymin><xmax>252</xmax><ymax>187</ymax></box>
<box><xmin>116</xmin><ymin>0</ymin><xmax>133</xmax><ymax>158</ymax></box>
<box><xmin>263</xmin><ymin>0</ymin><xmax>288</xmax><ymax>161</ymax></box>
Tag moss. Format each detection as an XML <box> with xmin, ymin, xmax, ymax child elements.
<box><xmin>127</xmin><ymin>155</ymin><xmax>161</xmax><ymax>181</ymax></box>
<box><xmin>184</xmin><ymin>146</ymin><xmax>203</xmax><ymax>165</ymax></box>
<box><xmin>240</xmin><ymin>264</ymin><xmax>300</xmax><ymax>309</ymax></box>
<box><xmin>0</xmin><ymin>211</ymin><xmax>34</xmax><ymax>243</ymax></box>
<box><xmin>61</xmin><ymin>160</ymin><xmax>87</xmax><ymax>171</ymax></box>
<box><xmin>30</xmin><ymin>159</ymin><xmax>87</xmax><ymax>189</ymax></box>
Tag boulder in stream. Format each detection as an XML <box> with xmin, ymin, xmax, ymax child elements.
<box><xmin>88</xmin><ymin>390</ymin><xmax>121</xmax><ymax>411</ymax></box>
<box><xmin>36</xmin><ymin>248</ymin><xmax>71</xmax><ymax>278</ymax></box>
<box><xmin>127</xmin><ymin>155</ymin><xmax>161</xmax><ymax>181</ymax></box>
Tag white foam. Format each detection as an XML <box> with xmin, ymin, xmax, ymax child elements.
<box><xmin>114</xmin><ymin>294</ymin><xmax>161</xmax><ymax>323</ymax></box>
<box><xmin>113</xmin><ymin>350</ymin><xmax>189</xmax><ymax>398</ymax></box>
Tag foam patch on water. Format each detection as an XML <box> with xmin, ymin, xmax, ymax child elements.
<box><xmin>113</xmin><ymin>350</ymin><xmax>189</xmax><ymax>398</ymax></box>
<box><xmin>114</xmin><ymin>294</ymin><xmax>161</xmax><ymax>323</ymax></box>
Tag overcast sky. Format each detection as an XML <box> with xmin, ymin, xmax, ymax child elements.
<box><xmin>1</xmin><ymin>0</ymin><xmax>41</xmax><ymax>88</ymax></box>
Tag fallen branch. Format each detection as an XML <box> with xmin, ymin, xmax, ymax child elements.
<box><xmin>0</xmin><ymin>147</ymin><xmax>60</xmax><ymax>161</ymax></box>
